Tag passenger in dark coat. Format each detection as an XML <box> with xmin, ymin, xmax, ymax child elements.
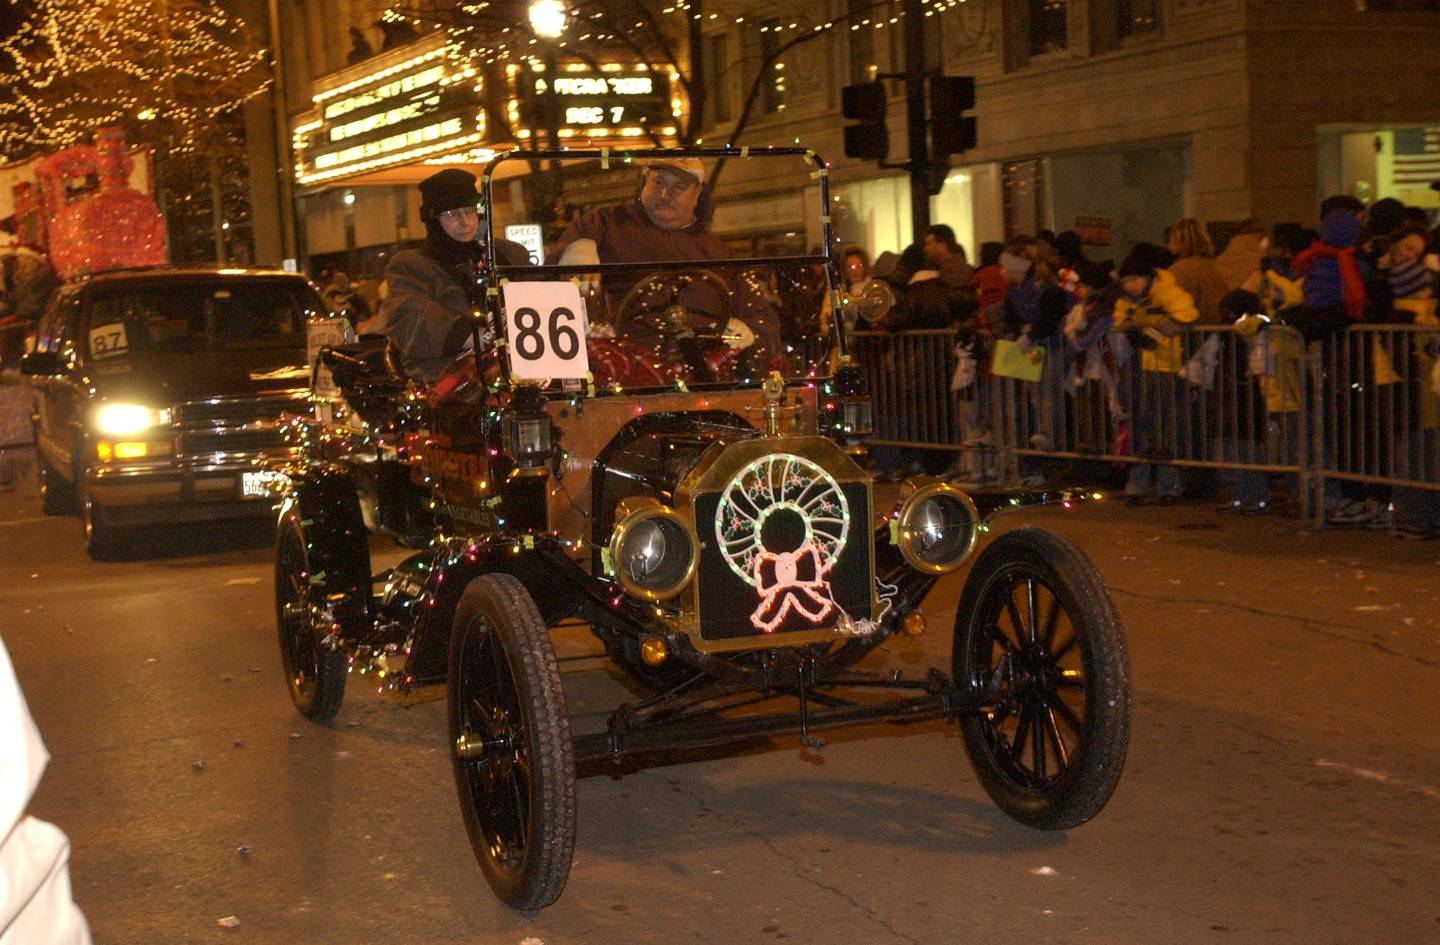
<box><xmin>380</xmin><ymin>168</ymin><xmax>531</xmax><ymax>382</ymax></box>
<box><xmin>884</xmin><ymin>244</ymin><xmax>952</xmax><ymax>331</ymax></box>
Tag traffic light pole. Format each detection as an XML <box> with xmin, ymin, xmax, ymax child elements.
<box><xmin>902</xmin><ymin>0</ymin><xmax>930</xmax><ymax>245</ymax></box>
<box><xmin>846</xmin><ymin>4</ymin><xmax>973</xmax><ymax>245</ymax></box>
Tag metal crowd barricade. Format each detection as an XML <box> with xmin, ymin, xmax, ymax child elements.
<box><xmin>983</xmin><ymin>325</ymin><xmax>1314</xmax><ymax>515</ymax></box>
<box><xmin>851</xmin><ymin>329</ymin><xmax>965</xmax><ymax>448</ymax></box>
<box><xmin>859</xmin><ymin>322</ymin><xmax>1440</xmax><ymax>527</ymax></box>
<box><xmin>861</xmin><ymin>323</ymin><xmax>1319</xmax><ymax>519</ymax></box>
<box><xmin>1310</xmin><ymin>324</ymin><xmax>1440</xmax><ymax>514</ymax></box>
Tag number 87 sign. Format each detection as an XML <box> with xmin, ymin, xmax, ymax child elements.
<box><xmin>500</xmin><ymin>281</ymin><xmax>591</xmax><ymax>381</ymax></box>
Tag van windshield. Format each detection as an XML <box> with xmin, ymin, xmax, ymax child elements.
<box><xmin>85</xmin><ymin>281</ymin><xmax>319</xmax><ymax>360</ymax></box>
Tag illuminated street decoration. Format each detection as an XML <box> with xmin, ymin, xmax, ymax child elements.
<box><xmin>715</xmin><ymin>454</ymin><xmax>849</xmax><ymax>633</ymax></box>
<box><xmin>34</xmin><ymin>127</ymin><xmax>166</xmax><ymax>277</ymax></box>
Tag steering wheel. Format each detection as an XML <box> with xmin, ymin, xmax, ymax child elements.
<box><xmin>614</xmin><ymin>268</ymin><xmax>732</xmax><ymax>342</ymax></box>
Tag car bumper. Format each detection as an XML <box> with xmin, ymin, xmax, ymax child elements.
<box><xmin>87</xmin><ymin>457</ymin><xmax>292</xmax><ymax>524</ymax></box>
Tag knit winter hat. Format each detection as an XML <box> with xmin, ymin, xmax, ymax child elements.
<box><xmin>1363</xmin><ymin>197</ymin><xmax>1406</xmax><ymax>242</ymax></box>
<box><xmin>1320</xmin><ymin>208</ymin><xmax>1360</xmax><ymax>249</ymax></box>
<box><xmin>419</xmin><ymin>168</ymin><xmax>480</xmax><ymax>218</ymax></box>
<box><xmin>1052</xmin><ymin>230</ymin><xmax>1083</xmax><ymax>262</ymax></box>
<box><xmin>1270</xmin><ymin>223</ymin><xmax>1313</xmax><ymax>258</ymax></box>
<box><xmin>1117</xmin><ymin>248</ymin><xmax>1156</xmax><ymax>280</ymax></box>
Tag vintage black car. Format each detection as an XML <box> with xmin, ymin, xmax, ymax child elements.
<box><xmin>276</xmin><ymin>148</ymin><xmax>1130</xmax><ymax>911</ymax></box>
<box><xmin>22</xmin><ymin>267</ymin><xmax>321</xmax><ymax>558</ymax></box>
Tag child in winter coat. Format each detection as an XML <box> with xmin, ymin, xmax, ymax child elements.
<box><xmin>1062</xmin><ymin>270</ymin><xmax>1125</xmax><ymax>455</ymax></box>
<box><xmin>1112</xmin><ymin>247</ymin><xmax>1201</xmax><ymax>373</ymax></box>
<box><xmin>1288</xmin><ymin>208</ymin><xmax>1372</xmax><ymax>342</ymax></box>
<box><xmin>1112</xmin><ymin>246</ymin><xmax>1200</xmax><ymax>501</ymax></box>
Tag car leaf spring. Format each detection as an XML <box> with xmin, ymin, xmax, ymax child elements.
<box><xmin>795</xmin><ymin>650</ymin><xmax>825</xmax><ymax>751</ymax></box>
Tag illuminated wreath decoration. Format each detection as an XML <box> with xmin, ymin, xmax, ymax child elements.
<box><xmin>715</xmin><ymin>454</ymin><xmax>850</xmax><ymax>632</ymax></box>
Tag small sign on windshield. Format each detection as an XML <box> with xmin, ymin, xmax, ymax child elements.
<box><xmin>88</xmin><ymin>323</ymin><xmax>129</xmax><ymax>359</ymax></box>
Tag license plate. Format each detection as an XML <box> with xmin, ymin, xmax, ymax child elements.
<box><xmin>242</xmin><ymin>470</ymin><xmax>286</xmax><ymax>498</ymax></box>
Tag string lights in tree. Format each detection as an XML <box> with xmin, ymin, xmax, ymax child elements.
<box><xmin>367</xmin><ymin>0</ymin><xmax>973</xmax><ymax>157</ymax></box>
<box><xmin>0</xmin><ymin>0</ymin><xmax>271</xmax><ymax>159</ymax></box>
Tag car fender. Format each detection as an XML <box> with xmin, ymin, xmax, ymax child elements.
<box><xmin>279</xmin><ymin>464</ymin><xmax>372</xmax><ymax>630</ymax></box>
<box><xmin>404</xmin><ymin>539</ymin><xmax>591</xmax><ymax>684</ymax></box>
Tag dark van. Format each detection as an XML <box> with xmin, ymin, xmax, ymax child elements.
<box><xmin>22</xmin><ymin>267</ymin><xmax>323</xmax><ymax>558</ymax></box>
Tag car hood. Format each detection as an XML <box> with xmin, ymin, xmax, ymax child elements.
<box><xmin>85</xmin><ymin>346</ymin><xmax>310</xmax><ymax>405</ymax></box>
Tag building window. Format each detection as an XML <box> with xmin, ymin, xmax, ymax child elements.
<box><xmin>1029</xmin><ymin>0</ymin><xmax>1068</xmax><ymax>56</ymax></box>
<box><xmin>758</xmin><ymin>20</ymin><xmax>785</xmax><ymax>113</ymax></box>
<box><xmin>847</xmin><ymin>0</ymin><xmax>875</xmax><ymax>83</ymax></box>
<box><xmin>1118</xmin><ymin>0</ymin><xmax>1158</xmax><ymax>37</ymax></box>
<box><xmin>1003</xmin><ymin>159</ymin><xmax>1047</xmax><ymax>238</ymax></box>
<box><xmin>707</xmin><ymin>33</ymin><xmax>732</xmax><ymax>126</ymax></box>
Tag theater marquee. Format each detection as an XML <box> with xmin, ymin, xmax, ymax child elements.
<box><xmin>511</xmin><ymin>63</ymin><xmax>679</xmax><ymax>142</ymax></box>
<box><xmin>292</xmin><ymin>40</ymin><xmax>488</xmax><ymax>187</ymax></box>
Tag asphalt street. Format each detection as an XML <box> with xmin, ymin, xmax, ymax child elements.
<box><xmin>3</xmin><ymin>464</ymin><xmax>1439</xmax><ymax>945</ymax></box>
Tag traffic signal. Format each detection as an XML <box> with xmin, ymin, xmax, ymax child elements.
<box><xmin>929</xmin><ymin>75</ymin><xmax>977</xmax><ymax>160</ymax></box>
<box><xmin>925</xmin><ymin>163</ymin><xmax>949</xmax><ymax>197</ymax></box>
<box><xmin>841</xmin><ymin>82</ymin><xmax>889</xmax><ymax>161</ymax></box>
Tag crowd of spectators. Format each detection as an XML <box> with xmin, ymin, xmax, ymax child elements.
<box><xmin>832</xmin><ymin>195</ymin><xmax>1440</xmax><ymax>539</ymax></box>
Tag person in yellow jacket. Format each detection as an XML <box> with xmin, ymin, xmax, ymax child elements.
<box><xmin>1112</xmin><ymin>246</ymin><xmax>1200</xmax><ymax>502</ymax></box>
<box><xmin>1113</xmin><ymin>253</ymin><xmax>1201</xmax><ymax>372</ymax></box>
<box><xmin>1239</xmin><ymin>224</ymin><xmax>1310</xmax><ymax>417</ymax></box>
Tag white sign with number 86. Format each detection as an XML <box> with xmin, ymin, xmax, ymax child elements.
<box><xmin>500</xmin><ymin>281</ymin><xmax>591</xmax><ymax>381</ymax></box>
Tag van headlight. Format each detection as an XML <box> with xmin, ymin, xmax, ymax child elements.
<box><xmin>607</xmin><ymin>497</ymin><xmax>699</xmax><ymax>601</ymax></box>
<box><xmin>94</xmin><ymin>404</ymin><xmax>170</xmax><ymax>436</ymax></box>
<box><xmin>894</xmin><ymin>479</ymin><xmax>979</xmax><ymax>574</ymax></box>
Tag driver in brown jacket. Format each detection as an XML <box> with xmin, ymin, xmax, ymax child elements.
<box><xmin>551</xmin><ymin>158</ymin><xmax>730</xmax><ymax>266</ymax></box>
<box><xmin>550</xmin><ymin>158</ymin><xmax>782</xmax><ymax>359</ymax></box>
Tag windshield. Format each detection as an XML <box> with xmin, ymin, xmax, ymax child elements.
<box><xmin>85</xmin><ymin>280</ymin><xmax>318</xmax><ymax>360</ymax></box>
<box><xmin>477</xmin><ymin>148</ymin><xmax>838</xmax><ymax>389</ymax></box>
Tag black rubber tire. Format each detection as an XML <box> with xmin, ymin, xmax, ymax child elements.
<box><xmin>39</xmin><ymin>454</ymin><xmax>75</xmax><ymax>516</ymax></box>
<box><xmin>79</xmin><ymin>480</ymin><xmax>123</xmax><ymax>561</ymax></box>
<box><xmin>953</xmin><ymin>527</ymin><xmax>1130</xmax><ymax>830</ymax></box>
<box><xmin>449</xmin><ymin>573</ymin><xmax>576</xmax><ymax>911</ymax></box>
<box><xmin>274</xmin><ymin>514</ymin><xmax>348</xmax><ymax>721</ymax></box>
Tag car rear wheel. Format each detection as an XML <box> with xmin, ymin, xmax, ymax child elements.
<box><xmin>953</xmin><ymin>527</ymin><xmax>1130</xmax><ymax>830</ymax></box>
<box><xmin>274</xmin><ymin>514</ymin><xmax>348</xmax><ymax>720</ymax></box>
<box><xmin>449</xmin><ymin>573</ymin><xmax>575</xmax><ymax>911</ymax></box>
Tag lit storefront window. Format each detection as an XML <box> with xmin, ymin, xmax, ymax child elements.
<box><xmin>1318</xmin><ymin>125</ymin><xmax>1440</xmax><ymax>209</ymax></box>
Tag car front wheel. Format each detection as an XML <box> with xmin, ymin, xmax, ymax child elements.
<box><xmin>953</xmin><ymin>527</ymin><xmax>1130</xmax><ymax>830</ymax></box>
<box><xmin>449</xmin><ymin>573</ymin><xmax>575</xmax><ymax>911</ymax></box>
<box><xmin>79</xmin><ymin>479</ymin><xmax>123</xmax><ymax>560</ymax></box>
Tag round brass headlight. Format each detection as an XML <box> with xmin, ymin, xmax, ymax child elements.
<box><xmin>895</xmin><ymin>480</ymin><xmax>979</xmax><ymax>574</ymax></box>
<box><xmin>607</xmin><ymin>498</ymin><xmax>699</xmax><ymax>601</ymax></box>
